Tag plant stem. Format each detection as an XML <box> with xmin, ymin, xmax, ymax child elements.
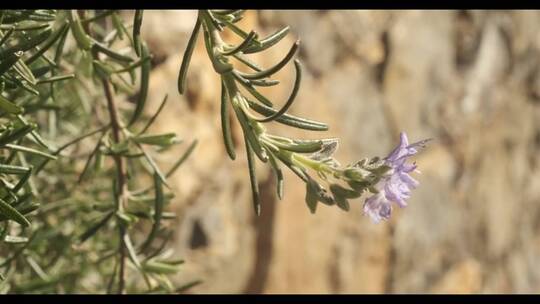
<box><xmin>81</xmin><ymin>9</ymin><xmax>129</xmax><ymax>294</ymax></box>
<box><xmin>101</xmin><ymin>79</ymin><xmax>128</xmax><ymax>294</ymax></box>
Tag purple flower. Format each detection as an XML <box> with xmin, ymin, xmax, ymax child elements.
<box><xmin>363</xmin><ymin>132</ymin><xmax>430</xmax><ymax>223</ymax></box>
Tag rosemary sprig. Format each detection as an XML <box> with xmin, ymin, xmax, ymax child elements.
<box><xmin>179</xmin><ymin>10</ymin><xmax>393</xmax><ymax>216</ymax></box>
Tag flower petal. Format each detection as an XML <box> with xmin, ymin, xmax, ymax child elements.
<box><xmin>386</xmin><ymin>132</ymin><xmax>410</xmax><ymax>163</ymax></box>
<box><xmin>363</xmin><ymin>193</ymin><xmax>392</xmax><ymax>223</ymax></box>
<box><xmin>365</xmin><ymin>132</ymin><xmax>429</xmax><ymax>223</ymax></box>
<box><xmin>399</xmin><ymin>172</ymin><xmax>419</xmax><ymax>188</ymax></box>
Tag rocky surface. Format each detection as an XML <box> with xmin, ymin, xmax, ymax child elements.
<box><xmin>135</xmin><ymin>10</ymin><xmax>540</xmax><ymax>293</ymax></box>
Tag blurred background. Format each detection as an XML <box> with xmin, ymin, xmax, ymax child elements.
<box><xmin>135</xmin><ymin>10</ymin><xmax>540</xmax><ymax>293</ymax></box>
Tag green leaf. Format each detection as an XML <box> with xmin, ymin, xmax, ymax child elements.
<box><xmin>10</xmin><ymin>165</ymin><xmax>32</xmax><ymax>194</ymax></box>
<box><xmin>13</xmin><ymin>59</ymin><xmax>37</xmax><ymax>85</ymax></box>
<box><xmin>249</xmin><ymin>78</ymin><xmax>280</xmax><ymax>87</ymax></box>
<box><xmin>0</xmin><ymin>27</ymin><xmax>14</xmax><ymax>47</ymax></box>
<box><xmin>16</xmin><ymin>115</ymin><xmax>51</xmax><ymax>150</ymax></box>
<box><xmin>133</xmin><ymin>133</ymin><xmax>177</xmax><ymax>147</ymax></box>
<box><xmin>0</xmin><ymin>124</ymin><xmax>34</xmax><ymax>146</ymax></box>
<box><xmin>30</xmin><ymin>66</ymin><xmax>52</xmax><ymax>78</ymax></box>
<box><xmin>232</xmin><ymin>52</ymin><xmax>263</xmax><ymax>72</ymax></box>
<box><xmin>343</xmin><ymin>167</ymin><xmax>372</xmax><ymax>181</ymax></box>
<box><xmin>128</xmin><ymin>42</ymin><xmax>151</xmax><ymax>126</ymax></box>
<box><xmin>111</xmin><ymin>12</ymin><xmax>126</xmax><ymax>41</ymax></box>
<box><xmin>243</xmin><ymin>26</ymin><xmax>290</xmax><ymax>54</ymax></box>
<box><xmin>178</xmin><ymin>17</ymin><xmax>201</xmax><ymax>94</ymax></box>
<box><xmin>24</xmin><ymin>22</ymin><xmax>69</xmax><ymax>65</ymax></box>
<box><xmin>142</xmin><ymin>259</ymin><xmax>181</xmax><ymax>275</ymax></box>
<box><xmin>138</xmin><ymin>94</ymin><xmax>168</xmax><ymax>135</ymax></box>
<box><xmin>0</xmin><ymin>164</ymin><xmax>30</xmax><ymax>175</ymax></box>
<box><xmin>0</xmin><ymin>94</ymin><xmax>23</xmax><ymax>114</ymax></box>
<box><xmin>53</xmin><ymin>21</ymin><xmax>70</xmax><ymax>64</ymax></box>
<box><xmin>77</xmin><ymin>140</ymin><xmax>102</xmax><ymax>184</ymax></box>
<box><xmin>164</xmin><ymin>259</ymin><xmax>185</xmax><ymax>265</ymax></box>
<box><xmin>220</xmin><ymin>81</ymin><xmax>236</xmax><ymax>160</ymax></box>
<box><xmin>231</xmin><ymin>96</ymin><xmax>268</xmax><ymax>162</ymax></box>
<box><xmin>0</xmin><ymin>28</ymin><xmax>52</xmax><ymax>58</ymax></box>
<box><xmin>331</xmin><ymin>184</ymin><xmax>360</xmax><ymax>199</ymax></box>
<box><xmin>267</xmin><ymin>152</ymin><xmax>284</xmax><ymax>200</ymax></box>
<box><xmin>92</xmin><ymin>42</ymin><xmax>133</xmax><ymax>63</ymax></box>
<box><xmin>107</xmin><ymin>140</ymin><xmax>129</xmax><ymax>155</ymax></box>
<box><xmin>0</xmin><ymin>51</ymin><xmax>22</xmax><ymax>76</ymax></box>
<box><xmin>346</xmin><ymin>180</ymin><xmax>369</xmax><ymax>194</ymax></box>
<box><xmin>67</xmin><ymin>10</ymin><xmax>93</xmax><ymax>50</ymax></box>
<box><xmin>116</xmin><ymin>211</ymin><xmax>139</xmax><ymax>227</ymax></box>
<box><xmin>222</xmin><ymin>19</ymin><xmax>253</xmax><ymax>40</ymax></box>
<box><xmin>239</xmin><ymin>41</ymin><xmax>299</xmax><ymax>80</ymax></box>
<box><xmin>232</xmin><ymin>72</ymin><xmax>274</xmax><ymax>107</ymax></box>
<box><xmin>245</xmin><ymin>98</ymin><xmax>328</xmax><ymax>131</ymax></box>
<box><xmin>0</xmin><ymin>197</ymin><xmax>30</xmax><ymax>227</ymax></box>
<box><xmin>92</xmin><ymin>60</ymin><xmax>114</xmax><ymax>79</ymax></box>
<box><xmin>255</xmin><ymin>59</ymin><xmax>302</xmax><ymax>123</ymax></box>
<box><xmin>139</xmin><ymin>172</ymin><xmax>164</xmax><ymax>252</ymax></box>
<box><xmin>0</xmin><ymin>10</ymin><xmax>33</xmax><ymax>24</ymax></box>
<box><xmin>136</xmin><ymin>142</ymin><xmax>169</xmax><ymax>187</ymax></box>
<box><xmin>79</xmin><ymin>211</ymin><xmax>114</xmax><ymax>243</ymax></box>
<box><xmin>80</xmin><ymin>10</ymin><xmax>114</xmax><ymax>24</ymax></box>
<box><xmin>245</xmin><ymin>136</ymin><xmax>261</xmax><ymax>216</ymax></box>
<box><xmin>305</xmin><ymin>180</ymin><xmax>318</xmax><ymax>214</ymax></box>
<box><xmin>36</xmin><ymin>74</ymin><xmax>75</xmax><ymax>84</ymax></box>
<box><xmin>267</xmin><ymin>136</ymin><xmax>325</xmax><ymax>154</ymax></box>
<box><xmin>221</xmin><ymin>30</ymin><xmax>257</xmax><ymax>56</ymax></box>
<box><xmin>93</xmin><ymin>150</ymin><xmax>103</xmax><ymax>172</ymax></box>
<box><xmin>175</xmin><ymin>280</ymin><xmax>203</xmax><ymax>293</ymax></box>
<box><xmin>16</xmin><ymin>203</ymin><xmax>39</xmax><ymax>216</ymax></box>
<box><xmin>133</xmin><ymin>10</ymin><xmax>144</xmax><ymax>56</ymax></box>
<box><xmin>165</xmin><ymin>139</ymin><xmax>198</xmax><ymax>178</ymax></box>
<box><xmin>123</xmin><ymin>233</ymin><xmax>142</xmax><ymax>269</ymax></box>
<box><xmin>331</xmin><ymin>192</ymin><xmax>350</xmax><ymax>212</ymax></box>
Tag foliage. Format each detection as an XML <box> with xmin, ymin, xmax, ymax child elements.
<box><xmin>0</xmin><ymin>9</ymin><xmax>198</xmax><ymax>293</ymax></box>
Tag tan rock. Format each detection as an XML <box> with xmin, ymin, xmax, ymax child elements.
<box><xmin>136</xmin><ymin>10</ymin><xmax>540</xmax><ymax>294</ymax></box>
<box><xmin>431</xmin><ymin>259</ymin><xmax>482</xmax><ymax>294</ymax></box>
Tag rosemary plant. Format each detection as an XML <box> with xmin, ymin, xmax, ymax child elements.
<box><xmin>0</xmin><ymin>10</ymin><xmax>198</xmax><ymax>293</ymax></box>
